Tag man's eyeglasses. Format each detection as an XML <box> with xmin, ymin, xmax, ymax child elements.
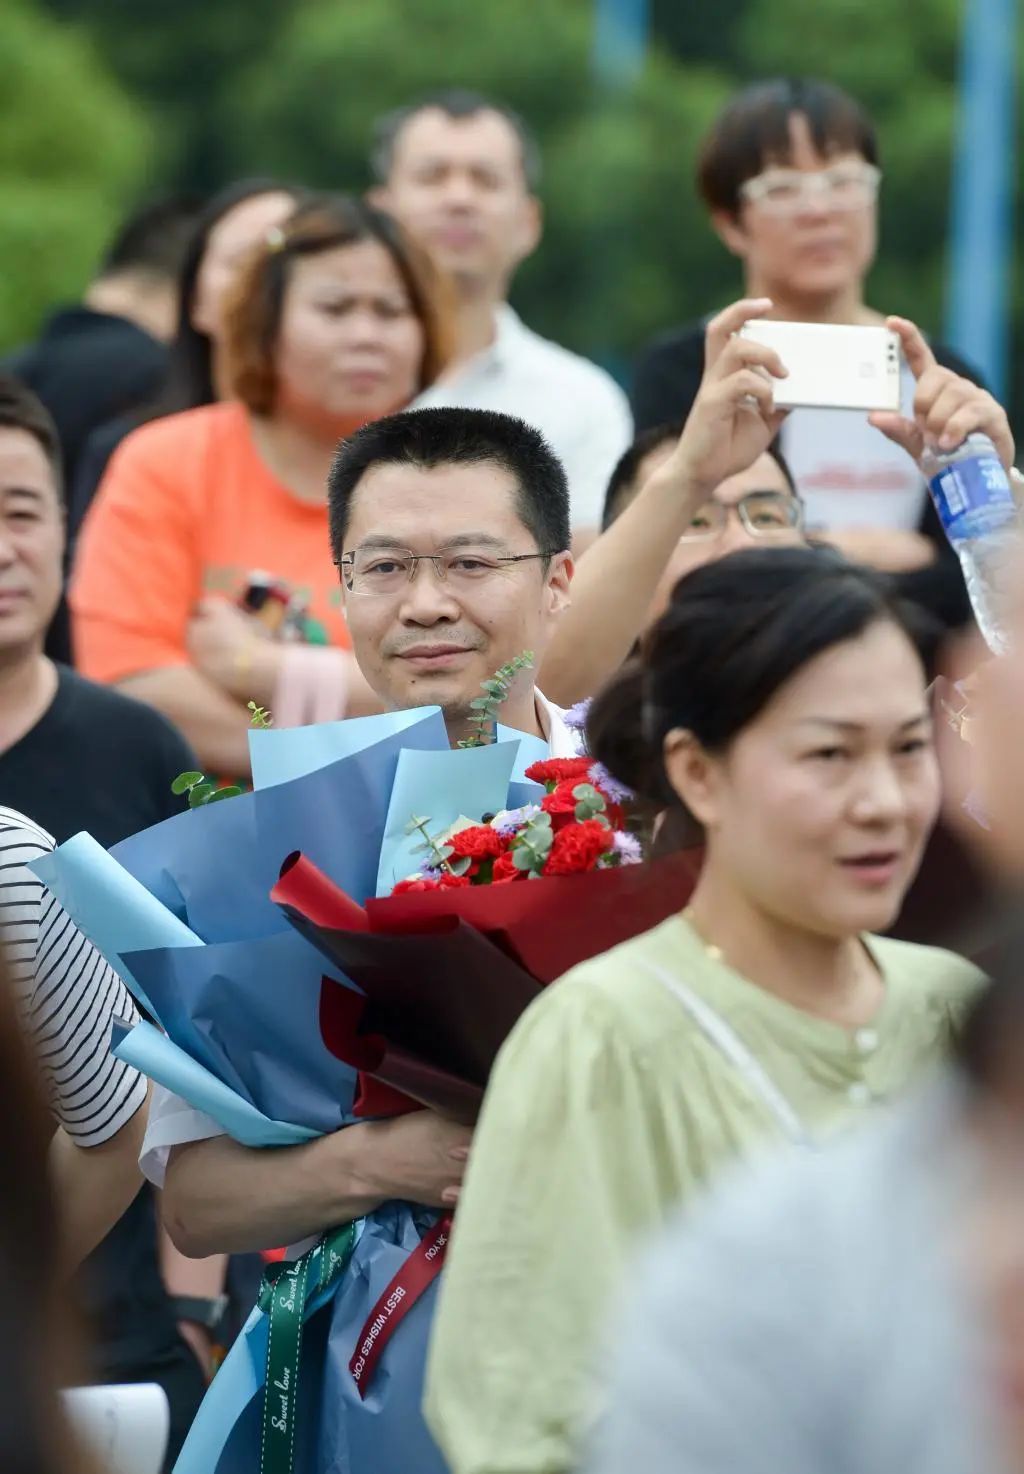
<box><xmin>680</xmin><ymin>491</ymin><xmax>804</xmax><ymax>541</ymax></box>
<box><xmin>339</xmin><ymin>547</ymin><xmax>555</xmax><ymax>596</ymax></box>
<box><xmin>739</xmin><ymin>161</ymin><xmax>881</xmax><ymax>217</ymax></box>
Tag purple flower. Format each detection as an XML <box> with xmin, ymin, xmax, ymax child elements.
<box><xmin>612</xmin><ymin>831</ymin><xmax>643</xmax><ymax>865</ymax></box>
<box><xmin>562</xmin><ymin>699</ymin><xmax>592</xmax><ymax>732</ymax></box>
<box><xmin>418</xmin><ymin>862</ymin><xmax>445</xmax><ymax>880</ymax></box>
<box><xmin>490</xmin><ymin>804</ymin><xmax>541</xmax><ymax>837</ymax></box>
<box><xmin>589</xmin><ymin>761</ymin><xmax>634</xmax><ymax>804</ymax></box>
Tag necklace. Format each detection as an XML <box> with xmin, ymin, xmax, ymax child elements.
<box><xmin>682</xmin><ymin>907</ymin><xmax>724</xmax><ymax>964</ymax></box>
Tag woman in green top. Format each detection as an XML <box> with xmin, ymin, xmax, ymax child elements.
<box><xmin>425</xmin><ymin>545</ymin><xmax>984</xmax><ymax>1474</ymax></box>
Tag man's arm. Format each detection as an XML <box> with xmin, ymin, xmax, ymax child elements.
<box><xmin>49</xmin><ymin>1083</ymin><xmax>150</xmax><ymax>1269</ymax></box>
<box><xmin>542</xmin><ymin>298</ymin><xmax>786</xmax><ymax>708</ymax></box>
<box><xmin>162</xmin><ymin>1111</ymin><xmax>471</xmax><ymax>1257</ymax></box>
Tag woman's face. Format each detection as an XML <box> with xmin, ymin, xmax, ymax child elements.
<box><xmin>191</xmin><ymin>191</ymin><xmax>296</xmax><ymax>339</ymax></box>
<box><xmin>273</xmin><ymin>240</ymin><xmax>425</xmax><ymax>433</ymax></box>
<box><xmin>715</xmin><ymin>113</ymin><xmax>878</xmax><ymax>305</ymax></box>
<box><xmin>667</xmin><ymin>620</ymin><xmax>940</xmax><ymax>938</ymax></box>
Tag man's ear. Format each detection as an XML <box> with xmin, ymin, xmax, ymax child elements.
<box><xmin>510</xmin><ymin>195</ymin><xmax>543</xmax><ymax>269</ymax></box>
<box><xmin>547</xmin><ymin>549</ymin><xmax>573</xmax><ymax>617</ymax></box>
<box><xmin>710</xmin><ymin>208</ymin><xmax>749</xmax><ymax>263</ymax></box>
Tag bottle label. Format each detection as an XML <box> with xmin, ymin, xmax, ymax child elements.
<box><xmin>929</xmin><ymin>452</ymin><xmax>1016</xmax><ymax>541</ymax></box>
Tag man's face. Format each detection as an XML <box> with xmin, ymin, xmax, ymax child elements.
<box><xmin>340</xmin><ymin>460</ymin><xmax>571</xmax><ymax>720</ymax></box>
<box><xmin>714</xmin><ymin>112</ymin><xmax>878</xmax><ymax>304</ymax></box>
<box><xmin>378</xmin><ymin>108</ymin><xmax>541</xmax><ymax>294</ymax></box>
<box><xmin>0</xmin><ymin>427</ymin><xmax>62</xmax><ymax>660</ymax></box>
<box><xmin>647</xmin><ymin>452</ymin><xmax>803</xmax><ymax>627</ymax></box>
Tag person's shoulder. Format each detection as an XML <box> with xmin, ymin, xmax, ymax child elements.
<box><xmin>635</xmin><ymin>318</ymin><xmax>708</xmax><ymax>368</ymax></box>
<box><xmin>928</xmin><ymin>339</ymin><xmax>987</xmax><ymax>389</ymax></box>
<box><xmin>113</xmin><ymin>401</ymin><xmax>245</xmax><ymax>464</ymax></box>
<box><xmin>509</xmin><ymin>313</ymin><xmax>628</xmax><ymax>402</ymax></box>
<box><xmin>0</xmin><ymin>806</ymin><xmax>54</xmax><ymax>856</ymax></box>
<box><xmin>54</xmin><ymin>667</ymin><xmax>194</xmax><ymax>757</ymax></box>
<box><xmin>870</xmin><ymin>933</ymin><xmax>986</xmax><ymax>1001</ymax></box>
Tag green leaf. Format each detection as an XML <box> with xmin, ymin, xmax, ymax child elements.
<box><xmin>449</xmin><ymin>856</ymin><xmax>472</xmax><ymax>876</ymax></box>
<box><xmin>468</xmin><ymin>697</ymin><xmax>491</xmax><ymax>711</ymax></box>
<box><xmin>206</xmin><ymin>785</ymin><xmax>243</xmax><ymax>803</ymax></box>
<box><xmin>187</xmin><ymin>782</ymin><xmax>217</xmax><ymax>808</ymax></box>
<box><xmin>405</xmin><ymin>815</ymin><xmax>432</xmax><ymax>834</ymax></box>
<box><xmin>171</xmin><ymin>771</ymin><xmax>205</xmax><ymax>795</ymax></box>
<box><xmin>512</xmin><ymin>848</ymin><xmax>536</xmax><ymax>871</ymax></box>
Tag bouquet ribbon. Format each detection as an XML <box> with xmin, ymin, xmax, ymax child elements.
<box><xmin>257</xmin><ymin>1221</ymin><xmax>358</xmax><ymax>1474</ymax></box>
<box><xmin>348</xmin><ymin>1213</ymin><xmax>452</xmax><ymax>1399</ymax></box>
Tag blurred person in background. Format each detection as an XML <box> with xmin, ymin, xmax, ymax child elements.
<box><xmin>631</xmin><ymin>77</ymin><xmax>984</xmax><ymax>627</ymax></box>
<box><xmin>425</xmin><ymin>544</ymin><xmax>982</xmax><ymax>1474</ymax></box>
<box><xmin>0</xmin><ymin>376</ymin><xmax>224</xmax><ymax>1469</ymax></box>
<box><xmin>3</xmin><ymin>195</ymin><xmax>198</xmax><ymax>488</ymax></box>
<box><xmin>70</xmin><ymin>179</ymin><xmax>304</xmax><ymax>551</ymax></box>
<box><xmin>370</xmin><ymin>88</ymin><xmax>633</xmax><ymax>535</ymax></box>
<box><xmin>0</xmin><ymin>944</ymin><xmax>106</xmax><ymax>1474</ymax></box>
<box><xmin>72</xmin><ymin>194</ymin><xmax>453</xmax><ymax>778</ymax></box>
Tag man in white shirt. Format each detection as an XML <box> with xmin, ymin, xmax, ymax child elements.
<box><xmin>150</xmin><ymin>405</ymin><xmax>577</xmax><ymax>1256</ymax></box>
<box><xmin>370</xmin><ymin>88</ymin><xmax>633</xmax><ymax>534</ymax></box>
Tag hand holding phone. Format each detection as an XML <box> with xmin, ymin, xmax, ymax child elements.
<box><xmin>739</xmin><ymin>320</ymin><xmax>902</xmax><ymax>412</ymax></box>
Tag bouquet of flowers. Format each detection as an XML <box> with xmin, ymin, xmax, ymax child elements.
<box><xmin>31</xmin><ymin>679</ymin><xmax>699</xmax><ymax>1474</ymax></box>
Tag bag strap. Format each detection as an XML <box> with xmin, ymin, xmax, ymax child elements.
<box><xmin>645</xmin><ymin>963</ymin><xmax>812</xmax><ymax>1148</ymax></box>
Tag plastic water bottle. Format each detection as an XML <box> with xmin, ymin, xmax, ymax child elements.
<box><xmin>921</xmin><ymin>433</ymin><xmax>1018</xmax><ymax>654</ymax></box>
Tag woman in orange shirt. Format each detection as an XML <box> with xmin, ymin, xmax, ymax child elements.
<box><xmin>72</xmin><ymin>195</ymin><xmax>451</xmax><ymax>777</ymax></box>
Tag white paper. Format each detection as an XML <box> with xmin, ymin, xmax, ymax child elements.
<box><xmin>63</xmin><ymin>1383</ymin><xmax>169</xmax><ymax>1474</ymax></box>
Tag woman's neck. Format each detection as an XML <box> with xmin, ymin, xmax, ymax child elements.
<box><xmin>746</xmin><ymin>276</ymin><xmax>883</xmax><ymax>328</ymax></box>
<box><xmin>685</xmin><ymin>868</ymin><xmax>884</xmax><ymax>1029</ymax></box>
<box><xmin>247</xmin><ymin>412</ymin><xmax>349</xmax><ymax>505</ymax></box>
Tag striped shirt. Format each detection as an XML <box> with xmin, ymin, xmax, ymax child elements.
<box><xmin>0</xmin><ymin>806</ymin><xmax>146</xmax><ymax>1146</ymax></box>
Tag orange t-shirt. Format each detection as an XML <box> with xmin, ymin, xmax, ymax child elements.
<box><xmin>72</xmin><ymin>402</ymin><xmax>350</xmax><ymax>683</ymax></box>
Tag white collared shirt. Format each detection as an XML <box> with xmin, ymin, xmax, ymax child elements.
<box><xmin>413</xmin><ymin>306</ymin><xmax>633</xmax><ymax>531</ymax></box>
<box><xmin>140</xmin><ymin>690</ymin><xmax>578</xmax><ymax>1186</ymax></box>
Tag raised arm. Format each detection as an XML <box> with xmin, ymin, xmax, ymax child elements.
<box><xmin>540</xmin><ymin>299</ymin><xmax>787</xmax><ymax>707</ymax></box>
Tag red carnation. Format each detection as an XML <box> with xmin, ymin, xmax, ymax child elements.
<box><xmin>524</xmin><ymin>757</ymin><xmax>592</xmax><ymax>788</ymax></box>
<box><xmin>543</xmin><ymin>819</ymin><xmax>615</xmax><ymax>877</ymax></box>
<box><xmin>449</xmin><ymin>825</ymin><xmax>505</xmax><ymax>861</ymax></box>
<box><xmin>491</xmin><ymin>851</ymin><xmax>524</xmax><ymax>884</ymax></box>
<box><xmin>437</xmin><ymin>871</ymin><xmax>471</xmax><ymax>889</ymax></box>
<box><xmin>391</xmin><ymin>876</ymin><xmax>442</xmax><ymax>895</ymax></box>
<box><xmin>541</xmin><ymin>779</ymin><xmax>582</xmax><ymax>820</ymax></box>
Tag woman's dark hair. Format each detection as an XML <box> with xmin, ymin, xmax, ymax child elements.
<box><xmin>587</xmin><ymin>545</ymin><xmax>939</xmax><ymax>810</ymax></box>
<box><xmin>158</xmin><ymin>177</ymin><xmax>307</xmax><ymax>415</ymax></box>
<box><xmin>697</xmin><ymin>77</ymin><xmax>879</xmax><ymax>217</ymax></box>
<box><xmin>221</xmin><ymin>192</ymin><xmax>453</xmax><ymax>416</ymax></box>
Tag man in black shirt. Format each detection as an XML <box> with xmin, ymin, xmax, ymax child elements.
<box><xmin>0</xmin><ymin>374</ymin><xmax>215</xmax><ymax>1469</ymax></box>
<box><xmin>630</xmin><ymin>78</ymin><xmax>984</xmax><ymax>629</ymax></box>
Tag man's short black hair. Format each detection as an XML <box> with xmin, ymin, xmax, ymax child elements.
<box><xmin>601</xmin><ymin>421</ymin><xmax>798</xmax><ymax>529</ymax></box>
<box><xmin>370</xmin><ymin>88</ymin><xmax>542</xmax><ymax>191</ymax></box>
<box><xmin>98</xmin><ymin>194</ymin><xmax>201</xmax><ymax>284</ymax></box>
<box><xmin>698</xmin><ymin>78</ymin><xmax>879</xmax><ymax>217</ymax></box>
<box><xmin>0</xmin><ymin>373</ymin><xmax>62</xmax><ymax>494</ymax></box>
<box><xmin>328</xmin><ymin>406</ymin><xmax>570</xmax><ymax>564</ymax></box>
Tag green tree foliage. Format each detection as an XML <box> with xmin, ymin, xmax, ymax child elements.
<box><xmin>216</xmin><ymin>0</ymin><xmax>734</xmax><ymax>365</ymax></box>
<box><xmin>0</xmin><ymin>0</ymin><xmax>150</xmax><ymax>349</ymax></box>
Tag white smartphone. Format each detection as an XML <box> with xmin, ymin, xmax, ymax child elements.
<box><xmin>738</xmin><ymin>320</ymin><xmax>902</xmax><ymax>412</ymax></box>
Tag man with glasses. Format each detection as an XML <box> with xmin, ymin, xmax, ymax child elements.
<box><xmin>630</xmin><ymin>78</ymin><xmax>983</xmax><ymax>622</ymax></box>
<box><xmin>144</xmin><ymin>405</ymin><xmax>579</xmax><ymax>1305</ymax></box>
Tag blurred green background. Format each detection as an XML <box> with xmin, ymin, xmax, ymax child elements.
<box><xmin>3</xmin><ymin>0</ymin><xmax>1021</xmax><ymax>421</ymax></box>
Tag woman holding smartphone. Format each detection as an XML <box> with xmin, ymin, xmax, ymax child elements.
<box><xmin>426</xmin><ymin>544</ymin><xmax>984</xmax><ymax>1474</ymax></box>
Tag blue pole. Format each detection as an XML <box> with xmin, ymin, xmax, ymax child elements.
<box><xmin>592</xmin><ymin>0</ymin><xmax>650</xmax><ymax>86</ymax></box>
<box><xmin>944</xmin><ymin>0</ymin><xmax>1017</xmax><ymax>399</ymax></box>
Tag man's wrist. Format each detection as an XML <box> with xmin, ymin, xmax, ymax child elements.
<box><xmin>644</xmin><ymin>461</ymin><xmax>712</xmax><ymax>515</ymax></box>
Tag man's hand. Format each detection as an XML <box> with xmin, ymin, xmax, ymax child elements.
<box><xmin>656</xmin><ymin>298</ymin><xmax>789</xmax><ymax>499</ymax></box>
<box><xmin>351</xmin><ymin>1111</ymin><xmax>472</xmax><ymax>1209</ymax></box>
<box><xmin>186</xmin><ymin>596</ymin><xmax>280</xmax><ymax>702</ymax></box>
<box><xmin>870</xmin><ymin>316</ymin><xmax>1016</xmax><ymax>472</ymax></box>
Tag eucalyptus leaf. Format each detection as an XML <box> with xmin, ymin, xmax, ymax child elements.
<box><xmin>449</xmin><ymin>856</ymin><xmax>472</xmax><ymax>876</ymax></box>
<box><xmin>171</xmin><ymin>771</ymin><xmax>204</xmax><ymax>795</ymax></box>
